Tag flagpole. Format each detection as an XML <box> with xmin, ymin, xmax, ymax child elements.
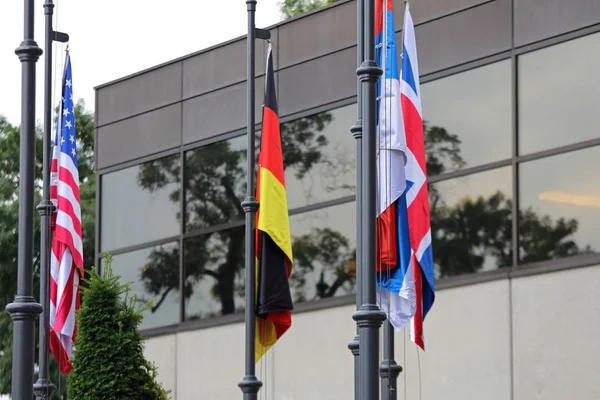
<box><xmin>238</xmin><ymin>1</ymin><xmax>269</xmax><ymax>398</ymax></box>
<box><xmin>5</xmin><ymin>0</ymin><xmax>44</xmax><ymax>398</ymax></box>
<box><xmin>381</xmin><ymin>321</ymin><xmax>403</xmax><ymax>399</ymax></box>
<box><xmin>33</xmin><ymin>1</ymin><xmax>69</xmax><ymax>398</ymax></box>
<box><xmin>380</xmin><ymin>1</ymin><xmax>403</xmax><ymax>397</ymax></box>
<box><xmin>354</xmin><ymin>0</ymin><xmax>386</xmax><ymax>398</ymax></box>
<box><xmin>348</xmin><ymin>0</ymin><xmax>365</xmax><ymax>398</ymax></box>
<box><xmin>33</xmin><ymin>0</ymin><xmax>57</xmax><ymax>397</ymax></box>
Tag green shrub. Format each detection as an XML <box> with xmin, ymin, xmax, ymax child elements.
<box><xmin>67</xmin><ymin>254</ymin><xmax>170</xmax><ymax>400</ymax></box>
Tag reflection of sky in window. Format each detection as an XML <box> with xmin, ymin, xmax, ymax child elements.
<box><xmin>519</xmin><ymin>32</ymin><xmax>600</xmax><ymax>155</ymax></box>
<box><xmin>421</xmin><ymin>60</ymin><xmax>512</xmax><ymax>171</ymax></box>
<box><xmin>520</xmin><ymin>147</ymin><xmax>600</xmax><ymax>254</ymax></box>
<box><xmin>283</xmin><ymin>104</ymin><xmax>357</xmax><ymax>210</ymax></box>
<box><xmin>434</xmin><ymin>167</ymin><xmax>511</xmax><ymax>206</ymax></box>
<box><xmin>109</xmin><ymin>242</ymin><xmax>180</xmax><ymax>330</ymax></box>
<box><xmin>101</xmin><ymin>161</ymin><xmax>180</xmax><ymax>252</ymax></box>
<box><xmin>432</xmin><ymin>167</ymin><xmax>512</xmax><ymax>273</ymax></box>
<box><xmin>289</xmin><ymin>201</ymin><xmax>356</xmax><ymax>301</ymax></box>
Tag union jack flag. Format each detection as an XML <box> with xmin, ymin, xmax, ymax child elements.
<box><xmin>400</xmin><ymin>2</ymin><xmax>435</xmax><ymax>350</ymax></box>
<box><xmin>49</xmin><ymin>53</ymin><xmax>84</xmax><ymax>374</ymax></box>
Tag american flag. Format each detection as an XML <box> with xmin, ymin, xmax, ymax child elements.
<box><xmin>49</xmin><ymin>53</ymin><xmax>84</xmax><ymax>374</ymax></box>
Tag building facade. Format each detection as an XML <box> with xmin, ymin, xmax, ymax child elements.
<box><xmin>94</xmin><ymin>0</ymin><xmax>600</xmax><ymax>399</ymax></box>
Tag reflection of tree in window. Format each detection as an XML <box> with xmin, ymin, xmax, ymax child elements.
<box><xmin>133</xmin><ymin>111</ymin><xmax>366</xmax><ymax>319</ymax></box>
<box><xmin>130</xmin><ymin>109</ymin><xmax>591</xmax><ymax>319</ymax></box>
<box><xmin>291</xmin><ymin>228</ymin><xmax>355</xmax><ymax>302</ymax></box>
<box><xmin>425</xmin><ymin>122</ymin><xmax>590</xmax><ymax>278</ymax></box>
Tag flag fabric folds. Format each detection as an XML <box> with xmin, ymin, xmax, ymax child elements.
<box><xmin>254</xmin><ymin>43</ymin><xmax>294</xmax><ymax>363</ymax></box>
<box><xmin>375</xmin><ymin>0</ymin><xmax>436</xmax><ymax>350</ymax></box>
<box><xmin>400</xmin><ymin>2</ymin><xmax>435</xmax><ymax>350</ymax></box>
<box><xmin>374</xmin><ymin>0</ymin><xmax>416</xmax><ymax>333</ymax></box>
<box><xmin>49</xmin><ymin>53</ymin><xmax>84</xmax><ymax>374</ymax></box>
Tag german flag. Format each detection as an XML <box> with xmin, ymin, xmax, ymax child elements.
<box><xmin>255</xmin><ymin>42</ymin><xmax>294</xmax><ymax>362</ymax></box>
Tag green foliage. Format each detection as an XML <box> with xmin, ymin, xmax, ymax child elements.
<box><xmin>0</xmin><ymin>101</ymin><xmax>96</xmax><ymax>398</ymax></box>
<box><xmin>279</xmin><ymin>0</ymin><xmax>340</xmax><ymax>19</ymax></box>
<box><xmin>67</xmin><ymin>254</ymin><xmax>170</xmax><ymax>400</ymax></box>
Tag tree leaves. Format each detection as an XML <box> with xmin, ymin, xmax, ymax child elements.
<box><xmin>279</xmin><ymin>0</ymin><xmax>340</xmax><ymax>19</ymax></box>
<box><xmin>67</xmin><ymin>255</ymin><xmax>170</xmax><ymax>399</ymax></box>
<box><xmin>0</xmin><ymin>101</ymin><xmax>96</xmax><ymax>398</ymax></box>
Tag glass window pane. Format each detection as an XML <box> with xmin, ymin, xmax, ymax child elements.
<box><xmin>519</xmin><ymin>147</ymin><xmax>599</xmax><ymax>263</ymax></box>
<box><xmin>183</xmin><ymin>227</ymin><xmax>245</xmax><ymax>320</ymax></box>
<box><xmin>185</xmin><ymin>135</ymin><xmax>247</xmax><ymax>232</ymax></box>
<box><xmin>101</xmin><ymin>155</ymin><xmax>180</xmax><ymax>252</ymax></box>
<box><xmin>183</xmin><ymin>201</ymin><xmax>356</xmax><ymax>320</ymax></box>
<box><xmin>430</xmin><ymin>167</ymin><xmax>513</xmax><ymax>278</ymax></box>
<box><xmin>282</xmin><ymin>104</ymin><xmax>357</xmax><ymax>210</ymax></box>
<box><xmin>518</xmin><ymin>32</ymin><xmax>600</xmax><ymax>154</ymax></box>
<box><xmin>108</xmin><ymin>241</ymin><xmax>180</xmax><ymax>330</ymax></box>
<box><xmin>421</xmin><ymin>60</ymin><xmax>512</xmax><ymax>175</ymax></box>
<box><xmin>289</xmin><ymin>201</ymin><xmax>356</xmax><ymax>302</ymax></box>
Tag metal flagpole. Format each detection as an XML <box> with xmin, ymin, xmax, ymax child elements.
<box><xmin>238</xmin><ymin>1</ymin><xmax>270</xmax><ymax>398</ymax></box>
<box><xmin>381</xmin><ymin>322</ymin><xmax>403</xmax><ymax>399</ymax></box>
<box><xmin>33</xmin><ymin>1</ymin><xmax>69</xmax><ymax>398</ymax></box>
<box><xmin>34</xmin><ymin>1</ymin><xmax>57</xmax><ymax>397</ymax></box>
<box><xmin>354</xmin><ymin>0</ymin><xmax>386</xmax><ymax>398</ymax></box>
<box><xmin>348</xmin><ymin>0</ymin><xmax>365</xmax><ymax>398</ymax></box>
<box><xmin>238</xmin><ymin>1</ymin><xmax>262</xmax><ymax>398</ymax></box>
<box><xmin>379</xmin><ymin>1</ymin><xmax>403</xmax><ymax>397</ymax></box>
<box><xmin>5</xmin><ymin>0</ymin><xmax>44</xmax><ymax>398</ymax></box>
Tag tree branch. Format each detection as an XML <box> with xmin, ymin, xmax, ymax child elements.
<box><xmin>150</xmin><ymin>287</ymin><xmax>173</xmax><ymax>313</ymax></box>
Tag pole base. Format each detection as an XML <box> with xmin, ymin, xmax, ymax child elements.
<box><xmin>33</xmin><ymin>379</ymin><xmax>56</xmax><ymax>400</ymax></box>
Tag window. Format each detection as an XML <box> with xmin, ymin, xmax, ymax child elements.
<box><xmin>518</xmin><ymin>32</ymin><xmax>600</xmax><ymax>155</ymax></box>
<box><xmin>420</xmin><ymin>60</ymin><xmax>512</xmax><ymax>175</ymax></box>
<box><xmin>182</xmin><ymin>201</ymin><xmax>356</xmax><ymax>319</ymax></box>
<box><xmin>184</xmin><ymin>135</ymin><xmax>247</xmax><ymax>232</ymax></box>
<box><xmin>288</xmin><ymin>201</ymin><xmax>356</xmax><ymax>302</ymax></box>
<box><xmin>101</xmin><ymin>155</ymin><xmax>180</xmax><ymax>252</ymax></box>
<box><xmin>108</xmin><ymin>241</ymin><xmax>180</xmax><ymax>330</ymax></box>
<box><xmin>430</xmin><ymin>167</ymin><xmax>512</xmax><ymax>278</ymax></box>
<box><xmin>281</xmin><ymin>104</ymin><xmax>357</xmax><ymax>210</ymax></box>
<box><xmin>183</xmin><ymin>227</ymin><xmax>245</xmax><ymax>320</ymax></box>
<box><xmin>519</xmin><ymin>147</ymin><xmax>599</xmax><ymax>263</ymax></box>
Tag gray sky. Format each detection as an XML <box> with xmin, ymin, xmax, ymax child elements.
<box><xmin>0</xmin><ymin>0</ymin><xmax>283</xmax><ymax>125</ymax></box>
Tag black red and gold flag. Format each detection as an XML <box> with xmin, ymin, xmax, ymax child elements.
<box><xmin>255</xmin><ymin>42</ymin><xmax>294</xmax><ymax>362</ymax></box>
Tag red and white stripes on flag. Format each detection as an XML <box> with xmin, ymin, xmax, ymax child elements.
<box><xmin>49</xmin><ymin>53</ymin><xmax>84</xmax><ymax>375</ymax></box>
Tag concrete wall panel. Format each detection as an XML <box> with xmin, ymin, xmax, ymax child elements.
<box><xmin>278</xmin><ymin>1</ymin><xmax>356</xmax><ymax>69</ymax></box>
<box><xmin>97</xmin><ymin>62</ymin><xmax>182</xmax><ymax>126</ymax></box>
<box><xmin>512</xmin><ymin>266</ymin><xmax>600</xmax><ymax>400</ymax></box>
<box><xmin>415</xmin><ymin>0</ymin><xmax>511</xmax><ymax>75</ymax></box>
<box><xmin>278</xmin><ymin>48</ymin><xmax>356</xmax><ymax>117</ymax></box>
<box><xmin>182</xmin><ymin>77</ymin><xmax>264</xmax><ymax>145</ymax></box>
<box><xmin>97</xmin><ymin>103</ymin><xmax>181</xmax><ymax>169</ymax></box>
<box><xmin>514</xmin><ymin>0</ymin><xmax>600</xmax><ymax>47</ymax></box>
<box><xmin>182</xmin><ymin>31</ymin><xmax>275</xmax><ymax>98</ymax></box>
